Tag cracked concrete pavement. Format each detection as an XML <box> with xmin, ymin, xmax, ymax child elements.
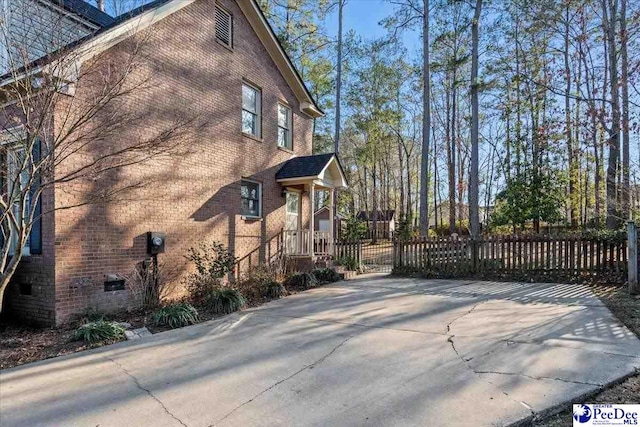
<box><xmin>2</xmin><ymin>275</ymin><xmax>639</xmax><ymax>427</ymax></box>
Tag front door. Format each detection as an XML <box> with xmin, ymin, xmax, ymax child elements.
<box><xmin>285</xmin><ymin>192</ymin><xmax>301</xmax><ymax>253</ymax></box>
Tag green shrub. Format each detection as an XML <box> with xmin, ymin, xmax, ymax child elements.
<box><xmin>312</xmin><ymin>268</ymin><xmax>341</xmax><ymax>284</ymax></box>
<box><xmin>153</xmin><ymin>303</ymin><xmax>199</xmax><ymax>329</ymax></box>
<box><xmin>184</xmin><ymin>241</ymin><xmax>237</xmax><ymax>303</ymax></box>
<box><xmin>206</xmin><ymin>288</ymin><xmax>245</xmax><ymax>314</ymax></box>
<box><xmin>185</xmin><ymin>275</ymin><xmax>221</xmax><ymax>304</ymax></box>
<box><xmin>343</xmin><ymin>217</ymin><xmax>368</xmax><ymax>240</ymax></box>
<box><xmin>265</xmin><ymin>281</ymin><xmax>286</xmax><ymax>298</ymax></box>
<box><xmin>337</xmin><ymin>256</ymin><xmax>359</xmax><ymax>271</ymax></box>
<box><xmin>284</xmin><ymin>272</ymin><xmax>318</xmax><ymax>290</ymax></box>
<box><xmin>186</xmin><ymin>241</ymin><xmax>237</xmax><ymax>279</ymax></box>
<box><xmin>74</xmin><ymin>307</ymin><xmax>106</xmax><ymax>325</ymax></box>
<box><xmin>74</xmin><ymin>321</ymin><xmax>126</xmax><ymax>344</ymax></box>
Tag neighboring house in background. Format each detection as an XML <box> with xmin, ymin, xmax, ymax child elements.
<box><xmin>0</xmin><ymin>0</ymin><xmax>346</xmax><ymax>325</ymax></box>
<box><xmin>314</xmin><ymin>206</ymin><xmax>344</xmax><ymax>235</ymax></box>
<box><xmin>0</xmin><ymin>0</ymin><xmax>115</xmax><ymax>73</ymax></box>
<box><xmin>356</xmin><ymin>210</ymin><xmax>395</xmax><ymax>239</ymax></box>
<box><xmin>430</xmin><ymin>201</ymin><xmax>493</xmax><ymax>231</ymax></box>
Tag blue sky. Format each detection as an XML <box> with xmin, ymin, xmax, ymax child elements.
<box><xmin>325</xmin><ymin>0</ymin><xmax>422</xmax><ymax>54</ymax></box>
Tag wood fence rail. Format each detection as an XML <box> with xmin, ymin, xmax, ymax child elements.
<box><xmin>334</xmin><ymin>241</ymin><xmax>362</xmax><ymax>265</ymax></box>
<box><xmin>394</xmin><ymin>235</ymin><xmax>629</xmax><ymax>281</ymax></box>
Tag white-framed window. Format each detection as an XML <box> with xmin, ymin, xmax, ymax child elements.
<box><xmin>242</xmin><ymin>83</ymin><xmax>261</xmax><ymax>138</ymax></box>
<box><xmin>215</xmin><ymin>5</ymin><xmax>232</xmax><ymax>47</ymax></box>
<box><xmin>6</xmin><ymin>146</ymin><xmax>30</xmax><ymax>256</ymax></box>
<box><xmin>277</xmin><ymin>103</ymin><xmax>292</xmax><ymax>149</ymax></box>
<box><xmin>240</xmin><ymin>179</ymin><xmax>261</xmax><ymax>218</ymax></box>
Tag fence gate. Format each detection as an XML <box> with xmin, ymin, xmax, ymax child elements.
<box><xmin>334</xmin><ymin>239</ymin><xmax>394</xmax><ymax>273</ymax></box>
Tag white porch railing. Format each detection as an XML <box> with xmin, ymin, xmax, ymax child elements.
<box><xmin>283</xmin><ymin>230</ymin><xmax>332</xmax><ymax>256</ymax></box>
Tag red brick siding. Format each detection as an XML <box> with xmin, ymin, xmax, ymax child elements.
<box><xmin>0</xmin><ymin>106</ymin><xmax>57</xmax><ymax>325</ymax></box>
<box><xmin>48</xmin><ymin>0</ymin><xmax>314</xmax><ymax>324</ymax></box>
<box><xmin>4</xmin><ymin>184</ymin><xmax>56</xmax><ymax>325</ymax></box>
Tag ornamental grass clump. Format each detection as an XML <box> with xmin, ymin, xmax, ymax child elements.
<box><xmin>206</xmin><ymin>288</ymin><xmax>245</xmax><ymax>314</ymax></box>
<box><xmin>74</xmin><ymin>320</ymin><xmax>126</xmax><ymax>344</ymax></box>
<box><xmin>265</xmin><ymin>281</ymin><xmax>286</xmax><ymax>298</ymax></box>
<box><xmin>284</xmin><ymin>272</ymin><xmax>318</xmax><ymax>290</ymax></box>
<box><xmin>153</xmin><ymin>303</ymin><xmax>199</xmax><ymax>329</ymax></box>
<box><xmin>312</xmin><ymin>268</ymin><xmax>341</xmax><ymax>284</ymax></box>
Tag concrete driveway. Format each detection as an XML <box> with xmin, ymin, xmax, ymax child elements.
<box><xmin>2</xmin><ymin>275</ymin><xmax>640</xmax><ymax>427</ymax></box>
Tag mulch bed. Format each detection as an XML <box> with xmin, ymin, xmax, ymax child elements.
<box><xmin>0</xmin><ymin>323</ymin><xmax>89</xmax><ymax>370</ymax></box>
<box><xmin>0</xmin><ymin>281</ymin><xmax>323</xmax><ymax>370</ymax></box>
<box><xmin>0</xmin><ymin>308</ymin><xmax>149</xmax><ymax>370</ymax></box>
<box><xmin>534</xmin><ymin>284</ymin><xmax>640</xmax><ymax>426</ymax></box>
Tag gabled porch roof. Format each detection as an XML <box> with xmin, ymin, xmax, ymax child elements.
<box><xmin>276</xmin><ymin>153</ymin><xmax>348</xmax><ymax>189</ymax></box>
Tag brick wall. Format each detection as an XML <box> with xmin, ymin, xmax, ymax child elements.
<box><xmin>49</xmin><ymin>0</ymin><xmax>315</xmax><ymax>324</ymax></box>
<box><xmin>0</xmin><ymin>106</ymin><xmax>57</xmax><ymax>326</ymax></box>
<box><xmin>4</xmin><ymin>184</ymin><xmax>56</xmax><ymax>325</ymax></box>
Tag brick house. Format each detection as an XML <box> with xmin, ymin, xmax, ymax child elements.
<box><xmin>0</xmin><ymin>0</ymin><xmax>346</xmax><ymax>325</ymax></box>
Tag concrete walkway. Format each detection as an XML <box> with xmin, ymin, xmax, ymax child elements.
<box><xmin>2</xmin><ymin>275</ymin><xmax>639</xmax><ymax>427</ymax></box>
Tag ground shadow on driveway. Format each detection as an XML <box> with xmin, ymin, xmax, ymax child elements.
<box><xmin>2</xmin><ymin>276</ymin><xmax>639</xmax><ymax>427</ymax></box>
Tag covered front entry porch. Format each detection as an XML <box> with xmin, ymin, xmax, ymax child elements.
<box><xmin>276</xmin><ymin>153</ymin><xmax>347</xmax><ymax>259</ymax></box>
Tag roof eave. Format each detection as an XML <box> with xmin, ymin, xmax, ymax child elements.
<box><xmin>0</xmin><ymin>0</ymin><xmax>324</xmax><ymax>116</ymax></box>
<box><xmin>239</xmin><ymin>0</ymin><xmax>324</xmax><ymax>116</ymax></box>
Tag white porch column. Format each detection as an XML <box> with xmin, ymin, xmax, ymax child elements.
<box><xmin>309</xmin><ymin>183</ymin><xmax>315</xmax><ymax>257</ymax></box>
<box><xmin>329</xmin><ymin>188</ymin><xmax>335</xmax><ymax>256</ymax></box>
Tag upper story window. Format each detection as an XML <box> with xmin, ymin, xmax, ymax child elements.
<box><xmin>240</xmin><ymin>179</ymin><xmax>261</xmax><ymax>218</ymax></box>
<box><xmin>242</xmin><ymin>83</ymin><xmax>261</xmax><ymax>138</ymax></box>
<box><xmin>215</xmin><ymin>6</ymin><xmax>233</xmax><ymax>48</ymax></box>
<box><xmin>277</xmin><ymin>103</ymin><xmax>292</xmax><ymax>150</ymax></box>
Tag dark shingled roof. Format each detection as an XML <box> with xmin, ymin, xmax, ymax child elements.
<box><xmin>356</xmin><ymin>210</ymin><xmax>395</xmax><ymax>222</ymax></box>
<box><xmin>55</xmin><ymin>0</ymin><xmax>116</xmax><ymax>27</ymax></box>
<box><xmin>276</xmin><ymin>153</ymin><xmax>336</xmax><ymax>180</ymax></box>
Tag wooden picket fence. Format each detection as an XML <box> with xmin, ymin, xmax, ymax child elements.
<box><xmin>334</xmin><ymin>241</ymin><xmax>362</xmax><ymax>265</ymax></box>
<box><xmin>394</xmin><ymin>235</ymin><xmax>629</xmax><ymax>282</ymax></box>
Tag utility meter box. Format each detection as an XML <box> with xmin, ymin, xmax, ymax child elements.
<box><xmin>147</xmin><ymin>232</ymin><xmax>166</xmax><ymax>255</ymax></box>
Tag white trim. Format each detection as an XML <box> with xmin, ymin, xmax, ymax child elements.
<box><xmin>0</xmin><ymin>0</ymin><xmax>323</xmax><ymax>119</ymax></box>
<box><xmin>277</xmin><ymin>102</ymin><xmax>292</xmax><ymax>149</ymax></box>
<box><xmin>242</xmin><ymin>82</ymin><xmax>261</xmax><ymax>138</ymax></box>
<box><xmin>240</xmin><ymin>178</ymin><xmax>262</xmax><ymax>219</ymax></box>
<box><xmin>241</xmin><ymin>0</ymin><xmax>322</xmax><ymax>117</ymax></box>
<box><xmin>0</xmin><ymin>0</ymin><xmax>9</xmax><ymax>73</ymax></box>
<box><xmin>276</xmin><ymin>156</ymin><xmax>347</xmax><ymax>189</ymax></box>
<box><xmin>0</xmin><ymin>126</ymin><xmax>27</xmax><ymax>145</ymax></box>
<box><xmin>0</xmin><ymin>0</ymin><xmax>198</xmax><ymax>88</ymax></box>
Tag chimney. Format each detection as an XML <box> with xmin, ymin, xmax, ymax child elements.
<box><xmin>96</xmin><ymin>0</ymin><xmax>105</xmax><ymax>11</ymax></box>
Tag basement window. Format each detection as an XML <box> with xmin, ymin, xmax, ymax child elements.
<box><xmin>104</xmin><ymin>279</ymin><xmax>125</xmax><ymax>292</ymax></box>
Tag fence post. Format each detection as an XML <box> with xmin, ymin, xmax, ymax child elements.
<box><xmin>470</xmin><ymin>238</ymin><xmax>479</xmax><ymax>273</ymax></box>
<box><xmin>628</xmin><ymin>221</ymin><xmax>638</xmax><ymax>295</ymax></box>
<box><xmin>393</xmin><ymin>238</ymin><xmax>398</xmax><ymax>270</ymax></box>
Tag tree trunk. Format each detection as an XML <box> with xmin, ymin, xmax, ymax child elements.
<box><xmin>620</xmin><ymin>0</ymin><xmax>630</xmax><ymax>220</ymax></box>
<box><xmin>564</xmin><ymin>5</ymin><xmax>578</xmax><ymax>228</ymax></box>
<box><xmin>334</xmin><ymin>0</ymin><xmax>343</xmax><ymax>155</ymax></box>
<box><xmin>603</xmin><ymin>0</ymin><xmax>621</xmax><ymax>229</ymax></box>
<box><xmin>419</xmin><ymin>0</ymin><xmax>431</xmax><ymax>236</ymax></box>
<box><xmin>448</xmin><ymin>71</ymin><xmax>457</xmax><ymax>234</ymax></box>
<box><xmin>468</xmin><ymin>0</ymin><xmax>482</xmax><ymax>239</ymax></box>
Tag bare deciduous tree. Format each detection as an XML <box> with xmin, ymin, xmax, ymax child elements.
<box><xmin>0</xmin><ymin>3</ymin><xmax>197</xmax><ymax>311</ymax></box>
